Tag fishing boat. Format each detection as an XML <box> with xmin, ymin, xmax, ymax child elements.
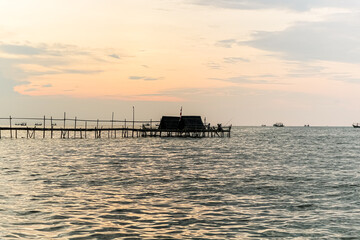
<box><xmin>353</xmin><ymin>123</ymin><xmax>360</xmax><ymax>128</ymax></box>
<box><xmin>273</xmin><ymin>122</ymin><xmax>284</xmax><ymax>127</ymax></box>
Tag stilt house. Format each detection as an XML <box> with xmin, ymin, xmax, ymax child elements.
<box><xmin>158</xmin><ymin>116</ymin><xmax>205</xmax><ymax>131</ymax></box>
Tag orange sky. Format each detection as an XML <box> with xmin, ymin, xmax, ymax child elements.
<box><xmin>1</xmin><ymin>1</ymin><xmax>360</xmax><ymax>125</ymax></box>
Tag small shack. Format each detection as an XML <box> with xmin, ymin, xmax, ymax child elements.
<box><xmin>158</xmin><ymin>115</ymin><xmax>205</xmax><ymax>131</ymax></box>
<box><xmin>158</xmin><ymin>116</ymin><xmax>180</xmax><ymax>130</ymax></box>
<box><xmin>178</xmin><ymin>116</ymin><xmax>205</xmax><ymax>131</ymax></box>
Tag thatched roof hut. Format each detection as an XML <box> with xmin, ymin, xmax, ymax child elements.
<box><xmin>178</xmin><ymin>116</ymin><xmax>205</xmax><ymax>131</ymax></box>
<box><xmin>158</xmin><ymin>115</ymin><xmax>205</xmax><ymax>131</ymax></box>
<box><xmin>158</xmin><ymin>116</ymin><xmax>180</xmax><ymax>130</ymax></box>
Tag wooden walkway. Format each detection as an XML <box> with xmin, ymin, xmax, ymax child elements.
<box><xmin>0</xmin><ymin>127</ymin><xmax>231</xmax><ymax>139</ymax></box>
<box><xmin>0</xmin><ymin>115</ymin><xmax>231</xmax><ymax>139</ymax></box>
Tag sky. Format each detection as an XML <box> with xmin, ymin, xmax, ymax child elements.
<box><xmin>0</xmin><ymin>0</ymin><xmax>360</xmax><ymax>126</ymax></box>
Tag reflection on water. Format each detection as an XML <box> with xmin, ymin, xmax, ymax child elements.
<box><xmin>1</xmin><ymin>127</ymin><xmax>360</xmax><ymax>239</ymax></box>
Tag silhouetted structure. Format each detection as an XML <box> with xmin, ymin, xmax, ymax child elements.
<box><xmin>178</xmin><ymin>116</ymin><xmax>205</xmax><ymax>131</ymax></box>
<box><xmin>0</xmin><ymin>114</ymin><xmax>231</xmax><ymax>139</ymax></box>
<box><xmin>159</xmin><ymin>116</ymin><xmax>180</xmax><ymax>130</ymax></box>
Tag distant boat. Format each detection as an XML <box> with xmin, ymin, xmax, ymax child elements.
<box><xmin>273</xmin><ymin>122</ymin><xmax>284</xmax><ymax>127</ymax></box>
<box><xmin>15</xmin><ymin>123</ymin><xmax>27</xmax><ymax>126</ymax></box>
<box><xmin>261</xmin><ymin>124</ymin><xmax>266</xmax><ymax>127</ymax></box>
<box><xmin>304</xmin><ymin>124</ymin><xmax>310</xmax><ymax>127</ymax></box>
<box><xmin>353</xmin><ymin>123</ymin><xmax>360</xmax><ymax>128</ymax></box>
<box><xmin>35</xmin><ymin>123</ymin><xmax>42</xmax><ymax>126</ymax></box>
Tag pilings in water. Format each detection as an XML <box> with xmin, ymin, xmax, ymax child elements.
<box><xmin>0</xmin><ymin>115</ymin><xmax>231</xmax><ymax>139</ymax></box>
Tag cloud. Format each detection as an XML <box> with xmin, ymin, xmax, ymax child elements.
<box><xmin>62</xmin><ymin>69</ymin><xmax>103</xmax><ymax>74</ymax></box>
<box><xmin>206</xmin><ymin>62</ymin><xmax>222</xmax><ymax>70</ymax></box>
<box><xmin>0</xmin><ymin>43</ymin><xmax>92</xmax><ymax>58</ymax></box>
<box><xmin>129</xmin><ymin>76</ymin><xmax>161</xmax><ymax>81</ymax></box>
<box><xmin>0</xmin><ymin>42</ymin><xmax>121</xmax><ymax>97</ymax></box>
<box><xmin>143</xmin><ymin>77</ymin><xmax>159</xmax><ymax>81</ymax></box>
<box><xmin>0</xmin><ymin>44</ymin><xmax>44</xmax><ymax>55</ymax></box>
<box><xmin>0</xmin><ymin>73</ymin><xmax>17</xmax><ymax>95</ymax></box>
<box><xmin>191</xmin><ymin>0</ymin><xmax>360</xmax><ymax>11</ymax></box>
<box><xmin>224</xmin><ymin>57</ymin><xmax>250</xmax><ymax>63</ymax></box>
<box><xmin>243</xmin><ymin>13</ymin><xmax>360</xmax><ymax>63</ymax></box>
<box><xmin>215</xmin><ymin>39</ymin><xmax>237</xmax><ymax>48</ymax></box>
<box><xmin>210</xmin><ymin>75</ymin><xmax>283</xmax><ymax>85</ymax></box>
<box><xmin>226</xmin><ymin>77</ymin><xmax>272</xmax><ymax>84</ymax></box>
<box><xmin>108</xmin><ymin>54</ymin><xmax>121</xmax><ymax>59</ymax></box>
<box><xmin>23</xmin><ymin>88</ymin><xmax>37</xmax><ymax>92</ymax></box>
<box><xmin>331</xmin><ymin>74</ymin><xmax>360</xmax><ymax>84</ymax></box>
<box><xmin>129</xmin><ymin>76</ymin><xmax>144</xmax><ymax>80</ymax></box>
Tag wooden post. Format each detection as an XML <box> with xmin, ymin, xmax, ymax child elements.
<box><xmin>15</xmin><ymin>129</ymin><xmax>17</xmax><ymax>139</ymax></box>
<box><xmin>9</xmin><ymin>116</ymin><xmax>12</xmax><ymax>139</ymax></box>
<box><xmin>63</xmin><ymin>112</ymin><xmax>66</xmax><ymax>129</ymax></box>
<box><xmin>0</xmin><ymin>129</ymin><xmax>1</xmax><ymax>139</ymax></box>
<box><xmin>74</xmin><ymin>117</ymin><xmax>77</xmax><ymax>138</ymax></box>
<box><xmin>132</xmin><ymin>106</ymin><xmax>135</xmax><ymax>137</ymax></box>
<box><xmin>43</xmin><ymin>115</ymin><xmax>46</xmax><ymax>138</ymax></box>
<box><xmin>51</xmin><ymin>116</ymin><xmax>53</xmax><ymax>139</ymax></box>
<box><xmin>111</xmin><ymin>112</ymin><xmax>114</xmax><ymax>138</ymax></box>
<box><xmin>125</xmin><ymin>119</ymin><xmax>126</xmax><ymax>128</ymax></box>
<box><xmin>85</xmin><ymin>121</ymin><xmax>87</xmax><ymax>139</ymax></box>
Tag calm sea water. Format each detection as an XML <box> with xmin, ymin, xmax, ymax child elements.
<box><xmin>0</xmin><ymin>127</ymin><xmax>359</xmax><ymax>239</ymax></box>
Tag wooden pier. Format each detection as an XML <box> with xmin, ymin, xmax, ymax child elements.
<box><xmin>0</xmin><ymin>115</ymin><xmax>231</xmax><ymax>139</ymax></box>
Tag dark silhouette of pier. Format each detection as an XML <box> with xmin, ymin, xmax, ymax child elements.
<box><xmin>0</xmin><ymin>113</ymin><xmax>231</xmax><ymax>139</ymax></box>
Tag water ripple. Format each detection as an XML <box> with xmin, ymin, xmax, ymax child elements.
<box><xmin>1</xmin><ymin>127</ymin><xmax>360</xmax><ymax>239</ymax></box>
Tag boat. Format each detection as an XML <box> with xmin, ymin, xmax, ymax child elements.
<box><xmin>261</xmin><ymin>124</ymin><xmax>266</xmax><ymax>127</ymax></box>
<box><xmin>273</xmin><ymin>122</ymin><xmax>284</xmax><ymax>127</ymax></box>
<box><xmin>353</xmin><ymin>123</ymin><xmax>360</xmax><ymax>128</ymax></box>
<box><xmin>304</xmin><ymin>124</ymin><xmax>310</xmax><ymax>127</ymax></box>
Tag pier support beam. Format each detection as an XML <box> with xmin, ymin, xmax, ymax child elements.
<box><xmin>9</xmin><ymin>116</ymin><xmax>12</xmax><ymax>139</ymax></box>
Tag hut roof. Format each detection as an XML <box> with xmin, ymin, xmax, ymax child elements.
<box><xmin>179</xmin><ymin>116</ymin><xmax>204</xmax><ymax>131</ymax></box>
<box><xmin>159</xmin><ymin>116</ymin><xmax>180</xmax><ymax>130</ymax></box>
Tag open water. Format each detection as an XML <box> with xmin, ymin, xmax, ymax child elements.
<box><xmin>0</xmin><ymin>127</ymin><xmax>359</xmax><ymax>239</ymax></box>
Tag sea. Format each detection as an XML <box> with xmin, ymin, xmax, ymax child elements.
<box><xmin>0</xmin><ymin>127</ymin><xmax>359</xmax><ymax>239</ymax></box>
